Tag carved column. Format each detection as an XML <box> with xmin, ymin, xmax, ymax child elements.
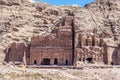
<box><xmin>87</xmin><ymin>36</ymin><xmax>92</xmax><ymax>46</ymax></box>
<box><xmin>82</xmin><ymin>36</ymin><xmax>87</xmax><ymax>46</ymax></box>
<box><xmin>23</xmin><ymin>51</ymin><xmax>27</xmax><ymax>66</ymax></box>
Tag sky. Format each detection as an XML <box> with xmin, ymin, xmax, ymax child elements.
<box><xmin>34</xmin><ymin>0</ymin><xmax>95</xmax><ymax>7</ymax></box>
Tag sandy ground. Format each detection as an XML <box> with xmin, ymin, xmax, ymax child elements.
<box><xmin>0</xmin><ymin>65</ymin><xmax>120</xmax><ymax>80</ymax></box>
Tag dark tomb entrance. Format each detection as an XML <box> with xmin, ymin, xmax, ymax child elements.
<box><xmin>66</xmin><ymin>60</ymin><xmax>68</xmax><ymax>65</ymax></box>
<box><xmin>79</xmin><ymin>58</ymin><xmax>81</xmax><ymax>61</ymax></box>
<box><xmin>111</xmin><ymin>62</ymin><xmax>113</xmax><ymax>65</ymax></box>
<box><xmin>83</xmin><ymin>58</ymin><xmax>85</xmax><ymax>62</ymax></box>
<box><xmin>43</xmin><ymin>58</ymin><xmax>50</xmax><ymax>65</ymax></box>
<box><xmin>54</xmin><ymin>58</ymin><xmax>58</xmax><ymax>65</ymax></box>
<box><xmin>86</xmin><ymin>57</ymin><xmax>93</xmax><ymax>63</ymax></box>
<box><xmin>34</xmin><ymin>60</ymin><xmax>37</xmax><ymax>65</ymax></box>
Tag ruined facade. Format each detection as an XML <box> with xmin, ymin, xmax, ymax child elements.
<box><xmin>4</xmin><ymin>16</ymin><xmax>119</xmax><ymax>66</ymax></box>
<box><xmin>29</xmin><ymin>27</ymin><xmax>73</xmax><ymax>65</ymax></box>
<box><xmin>75</xmin><ymin>33</ymin><xmax>104</xmax><ymax>64</ymax></box>
<box><xmin>28</xmin><ymin>16</ymin><xmax>74</xmax><ymax>65</ymax></box>
<box><xmin>4</xmin><ymin>43</ymin><xmax>26</xmax><ymax>65</ymax></box>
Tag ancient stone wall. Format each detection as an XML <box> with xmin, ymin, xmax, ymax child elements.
<box><xmin>4</xmin><ymin>43</ymin><xmax>26</xmax><ymax>64</ymax></box>
<box><xmin>30</xmin><ymin>49</ymin><xmax>72</xmax><ymax>65</ymax></box>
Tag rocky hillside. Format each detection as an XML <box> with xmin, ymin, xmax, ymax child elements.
<box><xmin>74</xmin><ymin>0</ymin><xmax>120</xmax><ymax>45</ymax></box>
<box><xmin>0</xmin><ymin>0</ymin><xmax>120</xmax><ymax>52</ymax></box>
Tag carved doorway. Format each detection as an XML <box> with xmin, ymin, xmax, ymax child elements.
<box><xmin>43</xmin><ymin>58</ymin><xmax>50</xmax><ymax>65</ymax></box>
<box><xmin>66</xmin><ymin>60</ymin><xmax>68</xmax><ymax>65</ymax></box>
<box><xmin>54</xmin><ymin>58</ymin><xmax>58</xmax><ymax>65</ymax></box>
<box><xmin>34</xmin><ymin>60</ymin><xmax>37</xmax><ymax>65</ymax></box>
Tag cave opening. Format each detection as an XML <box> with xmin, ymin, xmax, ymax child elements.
<box><xmin>86</xmin><ymin>57</ymin><xmax>93</xmax><ymax>63</ymax></box>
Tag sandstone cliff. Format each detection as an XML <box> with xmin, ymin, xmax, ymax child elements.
<box><xmin>0</xmin><ymin>0</ymin><xmax>120</xmax><ymax>53</ymax></box>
